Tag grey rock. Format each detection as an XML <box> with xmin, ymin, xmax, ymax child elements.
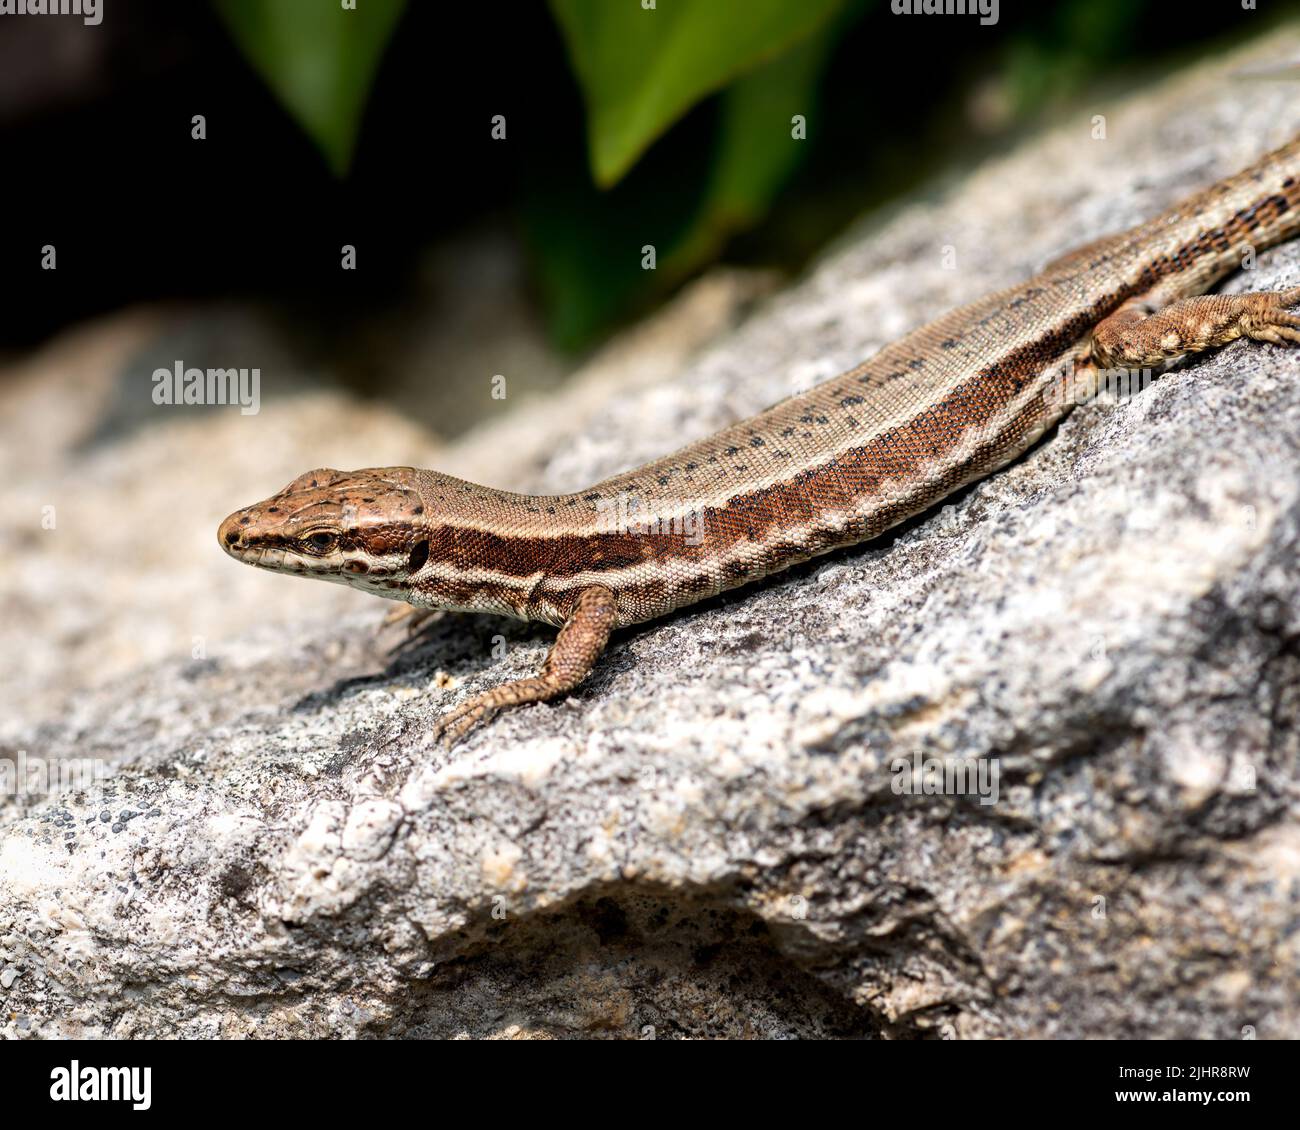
<box><xmin>2</xmin><ymin>31</ymin><xmax>1299</xmax><ymax>1039</ymax></box>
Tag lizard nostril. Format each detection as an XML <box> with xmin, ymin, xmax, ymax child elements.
<box><xmin>219</xmin><ymin>514</ymin><xmax>247</xmax><ymax>551</ymax></box>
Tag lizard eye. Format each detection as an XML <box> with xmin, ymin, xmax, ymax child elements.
<box><xmin>306</xmin><ymin>531</ymin><xmax>338</xmax><ymax>551</ymax></box>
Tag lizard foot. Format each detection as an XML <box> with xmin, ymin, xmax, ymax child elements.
<box><xmin>430</xmin><ymin>585</ymin><xmax>618</xmax><ymax>748</ymax></box>
<box><xmin>1237</xmin><ymin>285</ymin><xmax>1300</xmax><ymax>346</ymax></box>
<box><xmin>1092</xmin><ymin>285</ymin><xmax>1300</xmax><ymax>368</ymax></box>
<box><xmin>430</xmin><ymin>693</ymin><xmax>497</xmax><ymax>748</ymax></box>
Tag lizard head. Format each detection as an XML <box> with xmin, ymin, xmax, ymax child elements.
<box><xmin>218</xmin><ymin>467</ymin><xmax>430</xmax><ymax>598</ymax></box>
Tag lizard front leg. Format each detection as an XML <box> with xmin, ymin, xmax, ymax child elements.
<box><xmin>379</xmin><ymin>602</ymin><xmax>441</xmax><ymax>657</ymax></box>
<box><xmin>382</xmin><ymin>603</ymin><xmax>438</xmax><ymax>633</ymax></box>
<box><xmin>1091</xmin><ymin>286</ymin><xmax>1300</xmax><ymax>369</ymax></box>
<box><xmin>432</xmin><ymin>584</ymin><xmax>618</xmax><ymax>747</ymax></box>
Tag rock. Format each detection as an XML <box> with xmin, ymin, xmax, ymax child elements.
<box><xmin>2</xmin><ymin>30</ymin><xmax>1300</xmax><ymax>1038</ymax></box>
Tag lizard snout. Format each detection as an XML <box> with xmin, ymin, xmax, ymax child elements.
<box><xmin>218</xmin><ymin>510</ymin><xmax>251</xmax><ymax>555</ymax></box>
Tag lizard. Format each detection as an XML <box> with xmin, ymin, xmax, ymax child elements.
<box><xmin>219</xmin><ymin>133</ymin><xmax>1300</xmax><ymax>746</ymax></box>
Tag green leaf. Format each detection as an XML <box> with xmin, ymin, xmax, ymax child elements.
<box><xmin>522</xmin><ymin>142</ymin><xmax>712</xmax><ymax>349</ymax></box>
<box><xmin>664</xmin><ymin>20</ymin><xmax>838</xmax><ymax>274</ymax></box>
<box><xmin>526</xmin><ymin>5</ymin><xmax>852</xmax><ymax>349</ymax></box>
<box><xmin>215</xmin><ymin>0</ymin><xmax>406</xmax><ymax>175</ymax></box>
<box><xmin>549</xmin><ymin>0</ymin><xmax>844</xmax><ymax>187</ymax></box>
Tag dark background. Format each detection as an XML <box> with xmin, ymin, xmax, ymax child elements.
<box><xmin>1</xmin><ymin>0</ymin><xmax>1291</xmax><ymax>352</ymax></box>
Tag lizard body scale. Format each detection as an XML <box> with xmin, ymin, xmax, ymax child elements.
<box><xmin>220</xmin><ymin>135</ymin><xmax>1300</xmax><ymax>743</ymax></box>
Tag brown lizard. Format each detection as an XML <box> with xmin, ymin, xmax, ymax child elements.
<box><xmin>219</xmin><ymin>134</ymin><xmax>1300</xmax><ymax>744</ymax></box>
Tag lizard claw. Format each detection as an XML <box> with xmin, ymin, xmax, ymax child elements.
<box><xmin>1242</xmin><ymin>290</ymin><xmax>1300</xmax><ymax>347</ymax></box>
<box><xmin>431</xmin><ymin>696</ymin><xmax>494</xmax><ymax>749</ymax></box>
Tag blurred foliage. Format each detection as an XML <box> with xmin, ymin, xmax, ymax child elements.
<box><xmin>527</xmin><ymin>3</ymin><xmax>855</xmax><ymax>348</ymax></box>
<box><xmin>1004</xmin><ymin>0</ymin><xmax>1144</xmax><ymax>114</ymax></box>
<box><xmin>214</xmin><ymin>0</ymin><xmax>406</xmax><ymax>175</ymax></box>
<box><xmin>214</xmin><ymin>0</ymin><xmax>856</xmax><ymax>349</ymax></box>
<box><xmin>548</xmin><ymin>0</ymin><xmax>844</xmax><ymax>187</ymax></box>
<box><xmin>663</xmin><ymin>20</ymin><xmax>844</xmax><ymax>279</ymax></box>
<box><xmin>211</xmin><ymin>0</ymin><xmax>1290</xmax><ymax>350</ymax></box>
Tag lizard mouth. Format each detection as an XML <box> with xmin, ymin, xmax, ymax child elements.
<box><xmin>218</xmin><ymin>513</ymin><xmax>366</xmax><ymax>582</ymax></box>
<box><xmin>218</xmin><ymin>511</ymin><xmax>252</xmax><ymax>556</ymax></box>
<box><xmin>218</xmin><ymin>512</ymin><xmax>318</xmax><ymax>572</ymax></box>
<box><xmin>236</xmin><ymin>543</ymin><xmax>346</xmax><ymax>578</ymax></box>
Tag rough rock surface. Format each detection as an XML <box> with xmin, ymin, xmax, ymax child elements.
<box><xmin>3</xmin><ymin>33</ymin><xmax>1300</xmax><ymax>1039</ymax></box>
